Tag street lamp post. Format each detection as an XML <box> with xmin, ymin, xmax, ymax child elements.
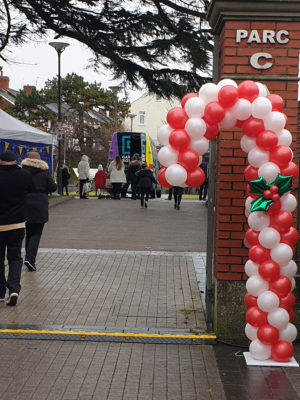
<box><xmin>49</xmin><ymin>41</ymin><xmax>70</xmax><ymax>195</ymax></box>
<box><xmin>109</xmin><ymin>85</ymin><xmax>123</xmax><ymax>132</ymax></box>
<box><xmin>128</xmin><ymin>113</ymin><xmax>137</xmax><ymax>132</ymax></box>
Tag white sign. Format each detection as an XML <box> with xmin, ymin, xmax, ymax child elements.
<box><xmin>235</xmin><ymin>30</ymin><xmax>289</xmax><ymax>70</ymax></box>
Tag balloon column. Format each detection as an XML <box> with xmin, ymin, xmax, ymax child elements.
<box><xmin>157</xmin><ymin>79</ymin><xmax>298</xmax><ymax>363</ymax></box>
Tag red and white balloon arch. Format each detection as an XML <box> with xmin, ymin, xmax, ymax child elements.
<box><xmin>157</xmin><ymin>79</ymin><xmax>299</xmax><ymax>363</ymax></box>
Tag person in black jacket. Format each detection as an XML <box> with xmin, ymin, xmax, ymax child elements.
<box><xmin>135</xmin><ymin>163</ymin><xmax>157</xmax><ymax>208</ymax></box>
<box><xmin>21</xmin><ymin>151</ymin><xmax>57</xmax><ymax>271</ymax></box>
<box><xmin>127</xmin><ymin>155</ymin><xmax>141</xmax><ymax>200</ymax></box>
<box><xmin>0</xmin><ymin>150</ymin><xmax>33</xmax><ymax>306</ymax></box>
<box><xmin>61</xmin><ymin>164</ymin><xmax>70</xmax><ymax>196</ymax></box>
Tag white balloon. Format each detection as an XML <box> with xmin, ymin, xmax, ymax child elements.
<box><xmin>218</xmin><ymin>112</ymin><xmax>236</xmax><ymax>130</ymax></box>
<box><xmin>270</xmin><ymin>243</ymin><xmax>293</xmax><ymax>266</ymax></box>
<box><xmin>264</xmin><ymin>111</ymin><xmax>286</xmax><ymax>133</ymax></box>
<box><xmin>280</xmin><ymin>192</ymin><xmax>297</xmax><ymax>213</ymax></box>
<box><xmin>256</xmin><ymin>82</ymin><xmax>269</xmax><ymax>97</ymax></box>
<box><xmin>245</xmin><ymin>260</ymin><xmax>259</xmax><ymax>277</ymax></box>
<box><xmin>277</xmin><ymin>129</ymin><xmax>292</xmax><ymax>147</ymax></box>
<box><xmin>190</xmin><ymin>138</ymin><xmax>209</xmax><ymax>156</ymax></box>
<box><xmin>251</xmin><ymin>97</ymin><xmax>272</xmax><ymax>119</ymax></box>
<box><xmin>267</xmin><ymin>307</ymin><xmax>289</xmax><ymax>329</ymax></box>
<box><xmin>257</xmin><ymin>291</ymin><xmax>280</xmax><ymax>312</ymax></box>
<box><xmin>248</xmin><ymin>147</ymin><xmax>269</xmax><ymax>168</ymax></box>
<box><xmin>230</xmin><ymin>98</ymin><xmax>252</xmax><ymax>120</ymax></box>
<box><xmin>198</xmin><ymin>83</ymin><xmax>219</xmax><ymax>104</ymax></box>
<box><xmin>245</xmin><ymin>323</ymin><xmax>258</xmax><ymax>341</ymax></box>
<box><xmin>248</xmin><ymin>212</ymin><xmax>270</xmax><ymax>231</ymax></box>
<box><xmin>291</xmin><ymin>277</ymin><xmax>296</xmax><ymax>291</ymax></box>
<box><xmin>249</xmin><ymin>339</ymin><xmax>271</xmax><ymax>361</ymax></box>
<box><xmin>157</xmin><ymin>146</ymin><xmax>178</xmax><ymax>167</ymax></box>
<box><xmin>217</xmin><ymin>79</ymin><xmax>238</xmax><ymax>89</ymax></box>
<box><xmin>240</xmin><ymin>135</ymin><xmax>256</xmax><ymax>153</ymax></box>
<box><xmin>258</xmin><ymin>227</ymin><xmax>280</xmax><ymax>249</ymax></box>
<box><xmin>165</xmin><ymin>164</ymin><xmax>187</xmax><ymax>186</ymax></box>
<box><xmin>157</xmin><ymin>124</ymin><xmax>172</xmax><ymax>146</ymax></box>
<box><xmin>279</xmin><ymin>323</ymin><xmax>297</xmax><ymax>342</ymax></box>
<box><xmin>184</xmin><ymin>97</ymin><xmax>205</xmax><ymax>118</ymax></box>
<box><xmin>258</xmin><ymin>162</ymin><xmax>280</xmax><ymax>183</ymax></box>
<box><xmin>281</xmin><ymin>260</ymin><xmax>298</xmax><ymax>278</ymax></box>
<box><xmin>245</xmin><ymin>196</ymin><xmax>253</xmax><ymax>218</ymax></box>
<box><xmin>184</xmin><ymin>118</ymin><xmax>206</xmax><ymax>140</ymax></box>
<box><xmin>246</xmin><ymin>275</ymin><xmax>269</xmax><ymax>297</ymax></box>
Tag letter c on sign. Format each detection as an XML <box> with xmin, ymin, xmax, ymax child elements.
<box><xmin>250</xmin><ymin>52</ymin><xmax>273</xmax><ymax>70</ymax></box>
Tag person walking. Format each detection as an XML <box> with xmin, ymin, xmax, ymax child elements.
<box><xmin>199</xmin><ymin>157</ymin><xmax>209</xmax><ymax>201</ymax></box>
<box><xmin>135</xmin><ymin>163</ymin><xmax>157</xmax><ymax>208</ymax></box>
<box><xmin>61</xmin><ymin>164</ymin><xmax>70</xmax><ymax>196</ymax></box>
<box><xmin>108</xmin><ymin>156</ymin><xmax>126</xmax><ymax>199</ymax></box>
<box><xmin>77</xmin><ymin>155</ymin><xmax>90</xmax><ymax>199</ymax></box>
<box><xmin>173</xmin><ymin>186</ymin><xmax>184</xmax><ymax>210</ymax></box>
<box><xmin>127</xmin><ymin>154</ymin><xmax>141</xmax><ymax>200</ymax></box>
<box><xmin>94</xmin><ymin>164</ymin><xmax>106</xmax><ymax>199</ymax></box>
<box><xmin>0</xmin><ymin>150</ymin><xmax>33</xmax><ymax>306</ymax></box>
<box><xmin>21</xmin><ymin>151</ymin><xmax>57</xmax><ymax>272</ymax></box>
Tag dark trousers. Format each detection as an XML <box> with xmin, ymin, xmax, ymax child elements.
<box><xmin>112</xmin><ymin>183</ymin><xmax>122</xmax><ymax>199</ymax></box>
<box><xmin>140</xmin><ymin>188</ymin><xmax>150</xmax><ymax>206</ymax></box>
<box><xmin>168</xmin><ymin>188</ymin><xmax>173</xmax><ymax>200</ymax></box>
<box><xmin>174</xmin><ymin>187</ymin><xmax>184</xmax><ymax>206</ymax></box>
<box><xmin>199</xmin><ymin>182</ymin><xmax>208</xmax><ymax>200</ymax></box>
<box><xmin>62</xmin><ymin>182</ymin><xmax>69</xmax><ymax>196</ymax></box>
<box><xmin>79</xmin><ymin>179</ymin><xmax>88</xmax><ymax>198</ymax></box>
<box><xmin>25</xmin><ymin>223</ymin><xmax>44</xmax><ymax>265</ymax></box>
<box><xmin>0</xmin><ymin>228</ymin><xmax>25</xmax><ymax>296</ymax></box>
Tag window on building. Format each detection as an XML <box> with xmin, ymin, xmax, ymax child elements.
<box><xmin>139</xmin><ymin>111</ymin><xmax>145</xmax><ymax>125</ymax></box>
<box><xmin>155</xmin><ymin>94</ymin><xmax>161</xmax><ymax>101</ymax></box>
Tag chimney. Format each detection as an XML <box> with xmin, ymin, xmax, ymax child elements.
<box><xmin>0</xmin><ymin>69</ymin><xmax>9</xmax><ymax>91</ymax></box>
<box><xmin>23</xmin><ymin>85</ymin><xmax>36</xmax><ymax>96</ymax></box>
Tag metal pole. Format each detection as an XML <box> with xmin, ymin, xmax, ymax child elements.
<box><xmin>114</xmin><ymin>94</ymin><xmax>118</xmax><ymax>132</ymax></box>
<box><xmin>130</xmin><ymin>118</ymin><xmax>133</xmax><ymax>132</ymax></box>
<box><xmin>57</xmin><ymin>50</ymin><xmax>63</xmax><ymax>195</ymax></box>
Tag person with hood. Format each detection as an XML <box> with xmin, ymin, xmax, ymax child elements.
<box><xmin>21</xmin><ymin>151</ymin><xmax>57</xmax><ymax>271</ymax></box>
<box><xmin>61</xmin><ymin>164</ymin><xmax>70</xmax><ymax>196</ymax></box>
<box><xmin>77</xmin><ymin>154</ymin><xmax>90</xmax><ymax>199</ymax></box>
<box><xmin>127</xmin><ymin>154</ymin><xmax>141</xmax><ymax>200</ymax></box>
<box><xmin>108</xmin><ymin>156</ymin><xmax>127</xmax><ymax>199</ymax></box>
<box><xmin>0</xmin><ymin>150</ymin><xmax>33</xmax><ymax>305</ymax></box>
<box><xmin>135</xmin><ymin>163</ymin><xmax>157</xmax><ymax>208</ymax></box>
<box><xmin>94</xmin><ymin>164</ymin><xmax>106</xmax><ymax>199</ymax></box>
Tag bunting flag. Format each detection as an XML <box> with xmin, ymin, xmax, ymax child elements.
<box><xmin>4</xmin><ymin>142</ymin><xmax>9</xmax><ymax>150</ymax></box>
<box><xmin>0</xmin><ymin>140</ymin><xmax>51</xmax><ymax>156</ymax></box>
<box><xmin>45</xmin><ymin>147</ymin><xmax>49</xmax><ymax>154</ymax></box>
<box><xmin>18</xmin><ymin>146</ymin><xmax>23</xmax><ymax>155</ymax></box>
<box><xmin>145</xmin><ymin>133</ymin><xmax>154</xmax><ymax>170</ymax></box>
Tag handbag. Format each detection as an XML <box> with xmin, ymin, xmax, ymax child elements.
<box><xmin>83</xmin><ymin>181</ymin><xmax>92</xmax><ymax>193</ymax></box>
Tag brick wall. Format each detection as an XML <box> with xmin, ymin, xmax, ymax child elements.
<box><xmin>215</xmin><ymin>20</ymin><xmax>300</xmax><ymax>281</ymax></box>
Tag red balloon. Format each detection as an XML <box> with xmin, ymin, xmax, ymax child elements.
<box><xmin>281</xmin><ymin>227</ymin><xmax>299</xmax><ymax>247</ymax></box>
<box><xmin>218</xmin><ymin>86</ymin><xmax>239</xmax><ymax>108</ymax></box>
<box><xmin>204</xmin><ymin>102</ymin><xmax>225</xmax><ymax>125</ymax></box>
<box><xmin>280</xmin><ymin>293</ymin><xmax>295</xmax><ymax>310</ymax></box>
<box><xmin>244</xmin><ymin>165</ymin><xmax>259</xmax><ymax>181</ymax></box>
<box><xmin>269</xmin><ymin>275</ymin><xmax>292</xmax><ymax>298</ymax></box>
<box><xmin>167</xmin><ymin>107</ymin><xmax>189</xmax><ymax>129</ymax></box>
<box><xmin>185</xmin><ymin>167</ymin><xmax>205</xmax><ymax>188</ymax></box>
<box><xmin>169</xmin><ymin>129</ymin><xmax>190</xmax><ymax>150</ymax></box>
<box><xmin>157</xmin><ymin>167</ymin><xmax>172</xmax><ymax>188</ymax></box>
<box><xmin>256</xmin><ymin>130</ymin><xmax>278</xmax><ymax>151</ymax></box>
<box><xmin>257</xmin><ymin>324</ymin><xmax>279</xmax><ymax>345</ymax></box>
<box><xmin>270</xmin><ymin>211</ymin><xmax>293</xmax><ymax>233</ymax></box>
<box><xmin>246</xmin><ymin>306</ymin><xmax>268</xmax><ymax>327</ymax></box>
<box><xmin>258</xmin><ymin>260</ymin><xmax>280</xmax><ymax>282</ymax></box>
<box><xmin>245</xmin><ymin>229</ymin><xmax>259</xmax><ymax>246</ymax></box>
<box><xmin>266</xmin><ymin>200</ymin><xmax>282</xmax><ymax>216</ymax></box>
<box><xmin>267</xmin><ymin>94</ymin><xmax>284</xmax><ymax>112</ymax></box>
<box><xmin>246</xmin><ymin>184</ymin><xmax>259</xmax><ymax>199</ymax></box>
<box><xmin>271</xmin><ymin>341</ymin><xmax>294</xmax><ymax>362</ymax></box>
<box><xmin>249</xmin><ymin>245</ymin><xmax>270</xmax><ymax>264</ymax></box>
<box><xmin>288</xmin><ymin>309</ymin><xmax>294</xmax><ymax>322</ymax></box>
<box><xmin>181</xmin><ymin>93</ymin><xmax>198</xmax><ymax>108</ymax></box>
<box><xmin>178</xmin><ymin>149</ymin><xmax>199</xmax><ymax>171</ymax></box>
<box><xmin>269</xmin><ymin>146</ymin><xmax>292</xmax><ymax>169</ymax></box>
<box><xmin>244</xmin><ymin>293</ymin><xmax>257</xmax><ymax>308</ymax></box>
<box><xmin>235</xmin><ymin>119</ymin><xmax>244</xmax><ymax>128</ymax></box>
<box><xmin>242</xmin><ymin>117</ymin><xmax>265</xmax><ymax>138</ymax></box>
<box><xmin>281</xmin><ymin>162</ymin><xmax>299</xmax><ymax>181</ymax></box>
<box><xmin>204</xmin><ymin>122</ymin><xmax>219</xmax><ymax>140</ymax></box>
<box><xmin>238</xmin><ymin>80</ymin><xmax>259</xmax><ymax>102</ymax></box>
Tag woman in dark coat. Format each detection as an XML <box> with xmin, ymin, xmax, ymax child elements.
<box><xmin>21</xmin><ymin>151</ymin><xmax>57</xmax><ymax>271</ymax></box>
<box><xmin>135</xmin><ymin>163</ymin><xmax>157</xmax><ymax>208</ymax></box>
<box><xmin>61</xmin><ymin>164</ymin><xmax>70</xmax><ymax>196</ymax></box>
<box><xmin>127</xmin><ymin>155</ymin><xmax>141</xmax><ymax>200</ymax></box>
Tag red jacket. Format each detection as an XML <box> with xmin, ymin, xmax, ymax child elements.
<box><xmin>94</xmin><ymin>171</ymin><xmax>106</xmax><ymax>188</ymax></box>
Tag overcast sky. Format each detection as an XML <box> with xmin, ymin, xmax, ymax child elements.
<box><xmin>2</xmin><ymin>38</ymin><xmax>144</xmax><ymax>103</ymax></box>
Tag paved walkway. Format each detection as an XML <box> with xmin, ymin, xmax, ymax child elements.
<box><xmin>0</xmin><ymin>197</ymin><xmax>299</xmax><ymax>399</ymax></box>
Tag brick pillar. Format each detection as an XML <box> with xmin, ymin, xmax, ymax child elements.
<box><xmin>207</xmin><ymin>0</ymin><xmax>300</xmax><ymax>342</ymax></box>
